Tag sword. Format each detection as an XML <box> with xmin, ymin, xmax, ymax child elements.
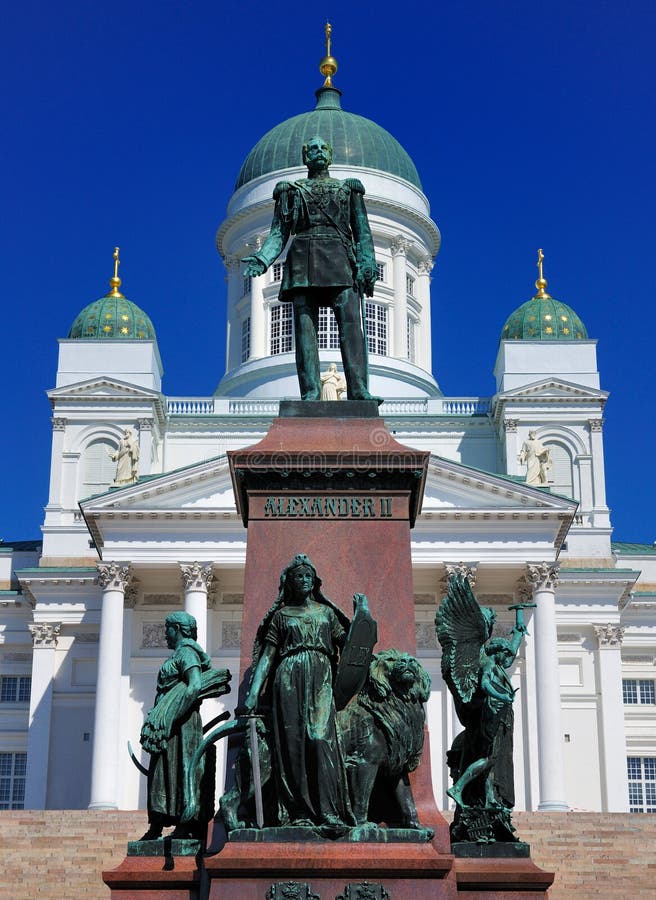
<box><xmin>245</xmin><ymin>713</ymin><xmax>265</xmax><ymax>829</ymax></box>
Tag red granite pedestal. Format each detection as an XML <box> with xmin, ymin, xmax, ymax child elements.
<box><xmin>103</xmin><ymin>408</ymin><xmax>554</xmax><ymax>899</ymax></box>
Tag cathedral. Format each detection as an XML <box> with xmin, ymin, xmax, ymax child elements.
<box><xmin>1</xmin><ymin>33</ymin><xmax>655</xmax><ymax>823</ymax></box>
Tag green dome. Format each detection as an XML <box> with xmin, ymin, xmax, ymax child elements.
<box><xmin>501</xmin><ymin>294</ymin><xmax>588</xmax><ymax>341</ymax></box>
<box><xmin>235</xmin><ymin>86</ymin><xmax>422</xmax><ymax>190</ymax></box>
<box><xmin>68</xmin><ymin>292</ymin><xmax>156</xmax><ymax>341</ymax></box>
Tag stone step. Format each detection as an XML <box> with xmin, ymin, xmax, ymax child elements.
<box><xmin>0</xmin><ymin>811</ymin><xmax>654</xmax><ymax>899</ymax></box>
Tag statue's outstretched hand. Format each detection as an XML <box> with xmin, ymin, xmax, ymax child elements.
<box><xmin>242</xmin><ymin>256</ymin><xmax>267</xmax><ymax>277</ymax></box>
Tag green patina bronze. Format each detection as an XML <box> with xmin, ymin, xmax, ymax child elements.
<box><xmin>436</xmin><ymin>575</ymin><xmax>535</xmax><ymax>845</ymax></box>
<box><xmin>243</xmin><ymin>137</ymin><xmax>380</xmax><ymax>403</ymax></box>
<box><xmin>137</xmin><ymin>611</ymin><xmax>231</xmax><ymax>842</ymax></box>
<box><xmin>220</xmin><ymin>554</ymin><xmax>433</xmax><ymax>841</ymax></box>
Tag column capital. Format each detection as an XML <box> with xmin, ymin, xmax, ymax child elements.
<box><xmin>589</xmin><ymin>418</ymin><xmax>604</xmax><ymax>432</ymax></box>
<box><xmin>442</xmin><ymin>562</ymin><xmax>478</xmax><ymax>587</ymax></box>
<box><xmin>29</xmin><ymin>622</ymin><xmax>61</xmax><ymax>648</ymax></box>
<box><xmin>417</xmin><ymin>255</ymin><xmax>434</xmax><ymax>275</ymax></box>
<box><xmin>526</xmin><ymin>561</ymin><xmax>560</xmax><ymax>591</ymax></box>
<box><xmin>97</xmin><ymin>563</ymin><xmax>132</xmax><ymax>592</ymax></box>
<box><xmin>180</xmin><ymin>562</ymin><xmax>214</xmax><ymax>593</ymax></box>
<box><xmin>137</xmin><ymin>418</ymin><xmax>153</xmax><ymax>432</ymax></box>
<box><xmin>124</xmin><ymin>581</ymin><xmax>139</xmax><ymax>609</ymax></box>
<box><xmin>594</xmin><ymin>623</ymin><xmax>625</xmax><ymax>647</ymax></box>
<box><xmin>503</xmin><ymin>418</ymin><xmax>519</xmax><ymax>433</ymax></box>
<box><xmin>224</xmin><ymin>255</ymin><xmax>242</xmax><ymax>272</ymax></box>
<box><xmin>51</xmin><ymin>417</ymin><xmax>67</xmax><ymax>431</ymax></box>
<box><xmin>390</xmin><ymin>235</ymin><xmax>411</xmax><ymax>257</ymax></box>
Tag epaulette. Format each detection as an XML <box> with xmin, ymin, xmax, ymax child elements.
<box><xmin>344</xmin><ymin>177</ymin><xmax>365</xmax><ymax>194</ymax></box>
<box><xmin>273</xmin><ymin>181</ymin><xmax>294</xmax><ymax>199</ymax></box>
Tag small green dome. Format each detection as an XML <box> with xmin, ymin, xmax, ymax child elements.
<box><xmin>68</xmin><ymin>293</ymin><xmax>156</xmax><ymax>341</ymax></box>
<box><xmin>501</xmin><ymin>294</ymin><xmax>588</xmax><ymax>341</ymax></box>
<box><xmin>235</xmin><ymin>86</ymin><xmax>422</xmax><ymax>191</ymax></box>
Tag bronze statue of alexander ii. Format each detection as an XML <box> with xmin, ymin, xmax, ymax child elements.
<box><xmin>243</xmin><ymin>135</ymin><xmax>380</xmax><ymax>403</ymax></box>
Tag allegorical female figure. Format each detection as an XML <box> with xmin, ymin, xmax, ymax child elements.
<box><xmin>109</xmin><ymin>427</ymin><xmax>140</xmax><ymax>485</ymax></box>
<box><xmin>139</xmin><ymin>611</ymin><xmax>231</xmax><ymax>840</ymax></box>
<box><xmin>244</xmin><ymin>554</ymin><xmax>354</xmax><ymax>830</ymax></box>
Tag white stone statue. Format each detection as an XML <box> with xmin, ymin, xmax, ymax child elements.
<box><xmin>109</xmin><ymin>427</ymin><xmax>140</xmax><ymax>485</ymax></box>
<box><xmin>518</xmin><ymin>430</ymin><xmax>552</xmax><ymax>486</ymax></box>
<box><xmin>320</xmin><ymin>363</ymin><xmax>346</xmax><ymax>401</ymax></box>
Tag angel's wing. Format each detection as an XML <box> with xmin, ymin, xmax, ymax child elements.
<box><xmin>435</xmin><ymin>575</ymin><xmax>488</xmax><ymax>704</ymax></box>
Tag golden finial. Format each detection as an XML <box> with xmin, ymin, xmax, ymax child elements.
<box><xmin>108</xmin><ymin>246</ymin><xmax>124</xmax><ymax>297</ymax></box>
<box><xmin>319</xmin><ymin>22</ymin><xmax>338</xmax><ymax>87</ymax></box>
<box><xmin>534</xmin><ymin>248</ymin><xmax>550</xmax><ymax>298</ymax></box>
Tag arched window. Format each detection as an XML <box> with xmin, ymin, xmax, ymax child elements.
<box><xmin>80</xmin><ymin>439</ymin><xmax>116</xmax><ymax>499</ymax></box>
<box><xmin>546</xmin><ymin>442</ymin><xmax>574</xmax><ymax>499</ymax></box>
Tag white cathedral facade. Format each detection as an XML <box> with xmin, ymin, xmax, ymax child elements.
<box><xmin>1</xmin><ymin>62</ymin><xmax>655</xmax><ymax>822</ymax></box>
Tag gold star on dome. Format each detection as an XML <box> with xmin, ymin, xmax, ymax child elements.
<box><xmin>528</xmin><ymin>315</ymin><xmax>536</xmax><ymax>322</ymax></box>
<box><xmin>544</xmin><ymin>314</ymin><xmax>552</xmax><ymax>321</ymax></box>
<box><xmin>103</xmin><ymin>325</ymin><xmax>111</xmax><ymax>333</ymax></box>
<box><xmin>137</xmin><ymin>331</ymin><xmax>144</xmax><ymax>338</ymax></box>
<box><xmin>105</xmin><ymin>312</ymin><xmax>112</xmax><ymax>319</ymax></box>
<box><xmin>120</xmin><ymin>327</ymin><xmax>128</xmax><ymax>334</ymax></box>
<box><xmin>561</xmin><ymin>315</ymin><xmax>568</xmax><ymax>321</ymax></box>
<box><xmin>121</xmin><ymin>314</ymin><xmax>129</xmax><ymax>321</ymax></box>
<box><xmin>563</xmin><ymin>327</ymin><xmax>570</xmax><ymax>334</ymax></box>
<box><xmin>545</xmin><ymin>326</ymin><xmax>553</xmax><ymax>334</ymax></box>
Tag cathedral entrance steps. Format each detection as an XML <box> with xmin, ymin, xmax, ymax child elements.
<box><xmin>0</xmin><ymin>811</ymin><xmax>654</xmax><ymax>899</ymax></box>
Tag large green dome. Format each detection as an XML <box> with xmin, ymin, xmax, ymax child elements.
<box><xmin>68</xmin><ymin>292</ymin><xmax>156</xmax><ymax>341</ymax></box>
<box><xmin>235</xmin><ymin>86</ymin><xmax>422</xmax><ymax>191</ymax></box>
<box><xmin>501</xmin><ymin>294</ymin><xmax>588</xmax><ymax>341</ymax></box>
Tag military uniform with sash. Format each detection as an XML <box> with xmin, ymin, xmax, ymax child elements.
<box><xmin>250</xmin><ymin>176</ymin><xmax>378</xmax><ymax>401</ymax></box>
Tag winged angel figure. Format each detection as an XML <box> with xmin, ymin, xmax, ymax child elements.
<box><xmin>436</xmin><ymin>575</ymin><xmax>534</xmax><ymax>843</ymax></box>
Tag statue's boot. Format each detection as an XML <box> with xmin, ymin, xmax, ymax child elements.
<box><xmin>293</xmin><ymin>295</ymin><xmax>322</xmax><ymax>400</ymax></box>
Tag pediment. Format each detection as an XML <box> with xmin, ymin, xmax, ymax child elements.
<box><xmin>48</xmin><ymin>377</ymin><xmax>161</xmax><ymax>402</ymax></box>
<box><xmin>81</xmin><ymin>455</ymin><xmax>236</xmax><ymax>515</ymax></box>
<box><xmin>422</xmin><ymin>455</ymin><xmax>576</xmax><ymax>513</ymax></box>
<box><xmin>497</xmin><ymin>377</ymin><xmax>608</xmax><ymax>403</ymax></box>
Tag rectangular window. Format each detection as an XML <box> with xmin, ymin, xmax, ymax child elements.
<box><xmin>318</xmin><ymin>306</ymin><xmax>339</xmax><ymax>350</ymax></box>
<box><xmin>627</xmin><ymin>757</ymin><xmax>656</xmax><ymax>813</ymax></box>
<box><xmin>242</xmin><ymin>276</ymin><xmax>251</xmax><ymax>297</ymax></box>
<box><xmin>0</xmin><ymin>676</ymin><xmax>31</xmax><ymax>704</ymax></box>
<box><xmin>407</xmin><ymin>314</ymin><xmax>416</xmax><ymax>363</ymax></box>
<box><xmin>270</xmin><ymin>303</ymin><xmax>293</xmax><ymax>355</ymax></box>
<box><xmin>365</xmin><ymin>302</ymin><xmax>388</xmax><ymax>356</ymax></box>
<box><xmin>0</xmin><ymin>753</ymin><xmax>26</xmax><ymax>810</ymax></box>
<box><xmin>376</xmin><ymin>262</ymin><xmax>385</xmax><ymax>282</ymax></box>
<box><xmin>406</xmin><ymin>274</ymin><xmax>415</xmax><ymax>297</ymax></box>
<box><xmin>623</xmin><ymin>678</ymin><xmax>655</xmax><ymax>704</ymax></box>
<box><xmin>240</xmin><ymin>317</ymin><xmax>251</xmax><ymax>363</ymax></box>
<box><xmin>272</xmin><ymin>262</ymin><xmax>283</xmax><ymax>282</ymax></box>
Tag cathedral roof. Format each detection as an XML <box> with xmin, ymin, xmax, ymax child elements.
<box><xmin>68</xmin><ymin>294</ymin><xmax>156</xmax><ymax>340</ymax></box>
<box><xmin>235</xmin><ymin>86</ymin><xmax>422</xmax><ymax>191</ymax></box>
<box><xmin>67</xmin><ymin>249</ymin><xmax>157</xmax><ymax>341</ymax></box>
<box><xmin>501</xmin><ymin>295</ymin><xmax>588</xmax><ymax>342</ymax></box>
<box><xmin>501</xmin><ymin>251</ymin><xmax>589</xmax><ymax>341</ymax></box>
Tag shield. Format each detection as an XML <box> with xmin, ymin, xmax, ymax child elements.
<box><xmin>333</xmin><ymin>603</ymin><xmax>378</xmax><ymax>711</ymax></box>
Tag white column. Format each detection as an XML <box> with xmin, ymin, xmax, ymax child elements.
<box><xmin>416</xmin><ymin>255</ymin><xmax>434</xmax><ymax>371</ymax></box>
<box><xmin>180</xmin><ymin>563</ymin><xmax>213</xmax><ymax>653</ymax></box>
<box><xmin>46</xmin><ymin>418</ymin><xmax>66</xmax><ymax>509</ymax></box>
<box><xmin>593</xmin><ymin>624</ymin><xmax>629</xmax><ymax>811</ymax></box>
<box><xmin>24</xmin><ymin>623</ymin><xmax>61</xmax><ymax>808</ymax></box>
<box><xmin>249</xmin><ymin>236</ymin><xmax>266</xmax><ymax>361</ymax></box>
<box><xmin>503</xmin><ymin>418</ymin><xmax>520</xmax><ymax>476</ymax></box>
<box><xmin>137</xmin><ymin>419</ymin><xmax>153</xmax><ymax>477</ymax></box>
<box><xmin>390</xmin><ymin>236</ymin><xmax>410</xmax><ymax>359</ymax></box>
<box><xmin>589</xmin><ymin>419</ymin><xmax>609</xmax><ymax>521</ymax></box>
<box><xmin>224</xmin><ymin>255</ymin><xmax>241</xmax><ymax>371</ymax></box>
<box><xmin>89</xmin><ymin>563</ymin><xmax>131</xmax><ymax>810</ymax></box>
<box><xmin>526</xmin><ymin>562</ymin><xmax>569</xmax><ymax>811</ymax></box>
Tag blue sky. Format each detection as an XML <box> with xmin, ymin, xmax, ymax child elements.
<box><xmin>2</xmin><ymin>0</ymin><xmax>654</xmax><ymax>543</ymax></box>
